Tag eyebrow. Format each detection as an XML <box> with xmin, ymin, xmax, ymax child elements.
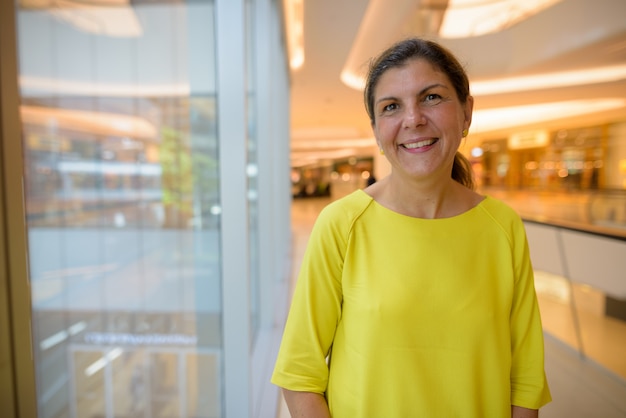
<box><xmin>374</xmin><ymin>83</ymin><xmax>449</xmax><ymax>106</ymax></box>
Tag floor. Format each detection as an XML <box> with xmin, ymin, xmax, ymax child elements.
<box><xmin>276</xmin><ymin>193</ymin><xmax>626</xmax><ymax>418</ymax></box>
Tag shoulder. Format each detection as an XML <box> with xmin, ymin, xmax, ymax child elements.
<box><xmin>479</xmin><ymin>196</ymin><xmax>521</xmax><ymax>219</ymax></box>
<box><xmin>477</xmin><ymin>196</ymin><xmax>527</xmax><ymax>242</ymax></box>
<box><xmin>318</xmin><ymin>190</ymin><xmax>374</xmax><ymax>221</ymax></box>
<box><xmin>303</xmin><ymin>191</ymin><xmax>375</xmax><ymax>262</ymax></box>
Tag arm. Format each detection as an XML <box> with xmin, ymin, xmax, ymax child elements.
<box><xmin>272</xmin><ymin>206</ymin><xmax>347</xmax><ymax>410</ymax></box>
<box><xmin>509</xmin><ymin>218</ymin><xmax>551</xmax><ymax>412</ymax></box>
<box><xmin>283</xmin><ymin>389</ymin><xmax>331</xmax><ymax>418</ymax></box>
<box><xmin>512</xmin><ymin>405</ymin><xmax>538</xmax><ymax>418</ymax></box>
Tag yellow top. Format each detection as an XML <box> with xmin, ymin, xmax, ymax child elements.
<box><xmin>272</xmin><ymin>190</ymin><xmax>551</xmax><ymax>417</ymax></box>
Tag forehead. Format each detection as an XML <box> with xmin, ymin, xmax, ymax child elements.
<box><xmin>375</xmin><ymin>58</ymin><xmax>450</xmax><ymax>93</ymax></box>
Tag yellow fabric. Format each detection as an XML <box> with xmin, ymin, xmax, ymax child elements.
<box><xmin>272</xmin><ymin>190</ymin><xmax>551</xmax><ymax>417</ymax></box>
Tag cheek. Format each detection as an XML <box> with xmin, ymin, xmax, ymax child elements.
<box><xmin>374</xmin><ymin>120</ymin><xmax>396</xmax><ymax>142</ymax></box>
<box><xmin>439</xmin><ymin>115</ymin><xmax>464</xmax><ymax>137</ymax></box>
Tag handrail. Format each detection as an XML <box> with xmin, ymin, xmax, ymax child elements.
<box><xmin>523</xmin><ymin>216</ymin><xmax>626</xmax><ymax>241</ymax></box>
<box><xmin>523</xmin><ymin>218</ymin><xmax>626</xmax><ymax>298</ymax></box>
<box><xmin>481</xmin><ymin>187</ymin><xmax>626</xmax><ymax>239</ymax></box>
<box><xmin>522</xmin><ymin>218</ymin><xmax>626</xmax><ymax>362</ymax></box>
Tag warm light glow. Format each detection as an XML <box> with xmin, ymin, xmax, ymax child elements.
<box><xmin>471</xmin><ymin>64</ymin><xmax>626</xmax><ymax>95</ymax></box>
<box><xmin>291</xmin><ymin>148</ymin><xmax>363</xmax><ymax>167</ymax></box>
<box><xmin>508</xmin><ymin>130</ymin><xmax>550</xmax><ymax>150</ymax></box>
<box><xmin>340</xmin><ymin>69</ymin><xmax>366</xmax><ymax>91</ymax></box>
<box><xmin>440</xmin><ymin>0</ymin><xmax>563</xmax><ymax>38</ymax></box>
<box><xmin>339</xmin><ymin>0</ymin><xmax>415</xmax><ymax>91</ymax></box>
<box><xmin>20</xmin><ymin>76</ymin><xmax>191</xmax><ymax>97</ymax></box>
<box><xmin>470</xmin><ymin>147</ymin><xmax>483</xmax><ymax>158</ymax></box>
<box><xmin>471</xmin><ymin>99</ymin><xmax>626</xmax><ymax>134</ymax></box>
<box><xmin>284</xmin><ymin>0</ymin><xmax>305</xmax><ymax>70</ymax></box>
<box><xmin>291</xmin><ymin>138</ymin><xmax>374</xmax><ymax>151</ymax></box>
<box><xmin>342</xmin><ymin>64</ymin><xmax>626</xmax><ymax>97</ymax></box>
<box><xmin>21</xmin><ymin>106</ymin><xmax>159</xmax><ymax>139</ymax></box>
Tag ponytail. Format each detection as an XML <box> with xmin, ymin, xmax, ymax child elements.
<box><xmin>452</xmin><ymin>152</ymin><xmax>475</xmax><ymax>190</ymax></box>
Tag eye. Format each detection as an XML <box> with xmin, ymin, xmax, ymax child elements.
<box><xmin>423</xmin><ymin>93</ymin><xmax>442</xmax><ymax>104</ymax></box>
<box><xmin>383</xmin><ymin>103</ymin><xmax>399</xmax><ymax>112</ymax></box>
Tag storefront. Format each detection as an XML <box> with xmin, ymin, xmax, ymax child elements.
<box><xmin>471</xmin><ymin>124</ymin><xmax>626</xmax><ymax>191</ymax></box>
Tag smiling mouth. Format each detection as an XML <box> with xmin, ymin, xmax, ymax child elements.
<box><xmin>401</xmin><ymin>138</ymin><xmax>438</xmax><ymax>149</ymax></box>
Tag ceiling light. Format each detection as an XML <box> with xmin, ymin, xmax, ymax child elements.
<box><xmin>471</xmin><ymin>64</ymin><xmax>626</xmax><ymax>95</ymax></box>
<box><xmin>84</xmin><ymin>347</ymin><xmax>123</xmax><ymax>377</ymax></box>
<box><xmin>341</xmin><ymin>63</ymin><xmax>626</xmax><ymax>97</ymax></box>
<box><xmin>339</xmin><ymin>0</ymin><xmax>416</xmax><ymax>89</ymax></box>
<box><xmin>21</xmin><ymin>105</ymin><xmax>159</xmax><ymax>139</ymax></box>
<box><xmin>20</xmin><ymin>75</ymin><xmax>191</xmax><ymax>97</ymax></box>
<box><xmin>439</xmin><ymin>0</ymin><xmax>563</xmax><ymax>39</ymax></box>
<box><xmin>471</xmin><ymin>99</ymin><xmax>626</xmax><ymax>133</ymax></box>
<box><xmin>291</xmin><ymin>138</ymin><xmax>374</xmax><ymax>151</ymax></box>
<box><xmin>284</xmin><ymin>0</ymin><xmax>305</xmax><ymax>70</ymax></box>
<box><xmin>340</xmin><ymin>69</ymin><xmax>366</xmax><ymax>91</ymax></box>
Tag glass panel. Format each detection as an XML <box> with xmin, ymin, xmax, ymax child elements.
<box><xmin>16</xmin><ymin>1</ymin><xmax>222</xmax><ymax>417</ymax></box>
<box><xmin>150</xmin><ymin>351</ymin><xmax>180</xmax><ymax>417</ymax></box>
<box><xmin>535</xmin><ymin>271</ymin><xmax>626</xmax><ymax>380</ymax></box>
<box><xmin>112</xmin><ymin>349</ymin><xmax>146</xmax><ymax>417</ymax></box>
<box><xmin>72</xmin><ymin>350</ymin><xmax>105</xmax><ymax>417</ymax></box>
<box><xmin>245</xmin><ymin>0</ymin><xmax>260</xmax><ymax>342</ymax></box>
<box><xmin>186</xmin><ymin>352</ymin><xmax>221</xmax><ymax>417</ymax></box>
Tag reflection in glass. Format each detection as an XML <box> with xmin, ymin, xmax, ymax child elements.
<box><xmin>72</xmin><ymin>350</ymin><xmax>105</xmax><ymax>417</ymax></box>
<box><xmin>245</xmin><ymin>0</ymin><xmax>261</xmax><ymax>343</ymax></box>
<box><xmin>17</xmin><ymin>2</ymin><xmax>222</xmax><ymax>417</ymax></box>
<box><xmin>150</xmin><ymin>352</ymin><xmax>180</xmax><ymax>416</ymax></box>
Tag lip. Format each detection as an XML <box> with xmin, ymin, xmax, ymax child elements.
<box><xmin>400</xmin><ymin>137</ymin><xmax>439</xmax><ymax>151</ymax></box>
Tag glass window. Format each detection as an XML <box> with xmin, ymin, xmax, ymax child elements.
<box><xmin>245</xmin><ymin>0</ymin><xmax>261</xmax><ymax>343</ymax></box>
<box><xmin>16</xmin><ymin>2</ymin><xmax>222</xmax><ymax>417</ymax></box>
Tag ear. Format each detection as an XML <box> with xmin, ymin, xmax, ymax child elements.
<box><xmin>463</xmin><ymin>95</ymin><xmax>474</xmax><ymax>131</ymax></box>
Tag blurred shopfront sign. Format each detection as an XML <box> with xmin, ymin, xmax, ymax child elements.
<box><xmin>508</xmin><ymin>130</ymin><xmax>550</xmax><ymax>150</ymax></box>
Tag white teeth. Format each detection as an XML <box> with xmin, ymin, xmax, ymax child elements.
<box><xmin>403</xmin><ymin>139</ymin><xmax>436</xmax><ymax>149</ymax></box>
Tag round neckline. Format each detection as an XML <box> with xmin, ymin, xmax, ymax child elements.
<box><xmin>357</xmin><ymin>189</ymin><xmax>488</xmax><ymax>221</ymax></box>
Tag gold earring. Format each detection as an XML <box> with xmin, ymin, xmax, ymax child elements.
<box><xmin>462</xmin><ymin>129</ymin><xmax>469</xmax><ymax>137</ymax></box>
<box><xmin>379</xmin><ymin>149</ymin><xmax>385</xmax><ymax>155</ymax></box>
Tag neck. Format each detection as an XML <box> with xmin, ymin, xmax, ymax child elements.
<box><xmin>381</xmin><ymin>174</ymin><xmax>461</xmax><ymax>219</ymax></box>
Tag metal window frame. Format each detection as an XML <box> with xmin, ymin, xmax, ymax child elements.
<box><xmin>0</xmin><ymin>0</ymin><xmax>37</xmax><ymax>416</ymax></box>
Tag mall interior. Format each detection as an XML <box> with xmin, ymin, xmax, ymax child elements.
<box><xmin>1</xmin><ymin>0</ymin><xmax>625</xmax><ymax>417</ymax></box>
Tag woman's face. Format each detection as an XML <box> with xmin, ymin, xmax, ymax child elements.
<box><xmin>371</xmin><ymin>58</ymin><xmax>473</xmax><ymax>182</ymax></box>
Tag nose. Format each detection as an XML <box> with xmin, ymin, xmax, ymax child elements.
<box><xmin>403</xmin><ymin>104</ymin><xmax>425</xmax><ymax>128</ymax></box>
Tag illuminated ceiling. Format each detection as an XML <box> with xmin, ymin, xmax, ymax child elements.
<box><xmin>289</xmin><ymin>0</ymin><xmax>626</xmax><ymax>167</ymax></box>
<box><xmin>15</xmin><ymin>0</ymin><xmax>626</xmax><ymax>168</ymax></box>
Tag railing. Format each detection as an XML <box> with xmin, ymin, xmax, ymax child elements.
<box><xmin>480</xmin><ymin>187</ymin><xmax>626</xmax><ymax>379</ymax></box>
<box><xmin>588</xmin><ymin>189</ymin><xmax>626</xmax><ymax>233</ymax></box>
<box><xmin>482</xmin><ymin>187</ymin><xmax>626</xmax><ymax>238</ymax></box>
<box><xmin>523</xmin><ymin>218</ymin><xmax>626</xmax><ymax>380</ymax></box>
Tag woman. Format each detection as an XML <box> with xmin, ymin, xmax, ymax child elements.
<box><xmin>272</xmin><ymin>38</ymin><xmax>551</xmax><ymax>417</ymax></box>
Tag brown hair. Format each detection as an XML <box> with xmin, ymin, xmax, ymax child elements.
<box><xmin>364</xmin><ymin>38</ymin><xmax>475</xmax><ymax>189</ymax></box>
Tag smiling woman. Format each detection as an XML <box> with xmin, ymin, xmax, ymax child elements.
<box><xmin>369</xmin><ymin>58</ymin><xmax>472</xmax><ymax>196</ymax></box>
<box><xmin>272</xmin><ymin>37</ymin><xmax>551</xmax><ymax>418</ymax></box>
<box><xmin>364</xmin><ymin>38</ymin><xmax>475</xmax><ymax>202</ymax></box>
